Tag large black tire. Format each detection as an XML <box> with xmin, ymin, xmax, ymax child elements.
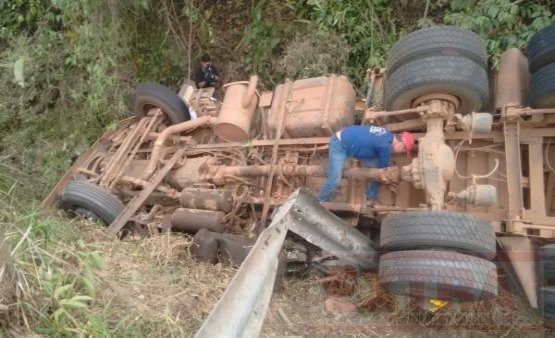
<box><xmin>528</xmin><ymin>25</ymin><xmax>555</xmax><ymax>74</ymax></box>
<box><xmin>132</xmin><ymin>82</ymin><xmax>190</xmax><ymax>125</ymax></box>
<box><xmin>538</xmin><ymin>245</ymin><xmax>555</xmax><ymax>286</ymax></box>
<box><xmin>384</xmin><ymin>56</ymin><xmax>489</xmax><ymax>114</ymax></box>
<box><xmin>387</xmin><ymin>25</ymin><xmax>488</xmax><ymax>77</ymax></box>
<box><xmin>60</xmin><ymin>180</ymin><xmax>124</xmax><ymax>225</ymax></box>
<box><xmin>529</xmin><ymin>63</ymin><xmax>555</xmax><ymax>108</ymax></box>
<box><xmin>379</xmin><ymin>250</ymin><xmax>498</xmax><ymax>301</ymax></box>
<box><xmin>380</xmin><ymin>211</ymin><xmax>496</xmax><ymax>260</ymax></box>
<box><xmin>539</xmin><ymin>286</ymin><xmax>555</xmax><ymax>327</ymax></box>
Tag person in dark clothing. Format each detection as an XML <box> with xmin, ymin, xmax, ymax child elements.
<box><xmin>193</xmin><ymin>53</ymin><xmax>220</xmax><ymax>88</ymax></box>
<box><xmin>318</xmin><ymin>125</ymin><xmax>415</xmax><ymax>203</ymax></box>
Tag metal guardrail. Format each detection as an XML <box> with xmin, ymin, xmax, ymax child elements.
<box><xmin>195</xmin><ymin>188</ymin><xmax>377</xmax><ymax>338</ymax></box>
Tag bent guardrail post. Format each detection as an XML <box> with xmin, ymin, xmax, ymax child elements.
<box><xmin>287</xmin><ymin>188</ymin><xmax>378</xmax><ymax>270</ymax></box>
<box><xmin>195</xmin><ymin>188</ymin><xmax>377</xmax><ymax>338</ymax></box>
<box><xmin>194</xmin><ymin>189</ymin><xmax>295</xmax><ymax>338</ymax></box>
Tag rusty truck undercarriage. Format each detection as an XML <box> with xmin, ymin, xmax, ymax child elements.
<box><xmin>43</xmin><ymin>25</ymin><xmax>555</xmax><ymax>332</ymax></box>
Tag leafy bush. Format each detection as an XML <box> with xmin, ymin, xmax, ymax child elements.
<box><xmin>275</xmin><ymin>28</ymin><xmax>350</xmax><ymax>81</ymax></box>
<box><xmin>0</xmin><ymin>176</ymin><xmax>103</xmax><ymax>336</ymax></box>
<box><xmin>0</xmin><ymin>0</ymin><xmax>188</xmax><ymax>200</ymax></box>
<box><xmin>0</xmin><ymin>0</ymin><xmax>61</xmax><ymax>43</ymax></box>
<box><xmin>443</xmin><ymin>0</ymin><xmax>554</xmax><ymax>68</ymax></box>
<box><xmin>288</xmin><ymin>0</ymin><xmax>399</xmax><ymax>87</ymax></box>
<box><xmin>1</xmin><ymin>0</ymin><xmax>555</xmax><ymax>336</ymax></box>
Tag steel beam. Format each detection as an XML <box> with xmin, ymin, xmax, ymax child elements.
<box><xmin>503</xmin><ymin>121</ymin><xmax>524</xmax><ymax>232</ymax></box>
<box><xmin>107</xmin><ymin>149</ymin><xmax>184</xmax><ymax>235</ymax></box>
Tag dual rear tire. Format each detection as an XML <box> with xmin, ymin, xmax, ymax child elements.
<box><xmin>538</xmin><ymin>245</ymin><xmax>555</xmax><ymax>325</ymax></box>
<box><xmin>527</xmin><ymin>25</ymin><xmax>555</xmax><ymax>108</ymax></box>
<box><xmin>378</xmin><ymin>211</ymin><xmax>498</xmax><ymax>302</ymax></box>
<box><xmin>384</xmin><ymin>26</ymin><xmax>490</xmax><ymax>115</ymax></box>
<box><xmin>381</xmin><ymin>27</ymin><xmax>497</xmax><ymax>301</ymax></box>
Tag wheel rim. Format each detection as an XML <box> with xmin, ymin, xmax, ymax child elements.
<box><xmin>74</xmin><ymin>207</ymin><xmax>102</xmax><ymax>222</ymax></box>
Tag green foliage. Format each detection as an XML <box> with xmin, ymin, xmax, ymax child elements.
<box><xmin>234</xmin><ymin>0</ymin><xmax>289</xmax><ymax>85</ymax></box>
<box><xmin>0</xmin><ymin>0</ymin><xmax>60</xmax><ymax>43</ymax></box>
<box><xmin>443</xmin><ymin>0</ymin><xmax>554</xmax><ymax>68</ymax></box>
<box><xmin>288</xmin><ymin>0</ymin><xmax>399</xmax><ymax>87</ymax></box>
<box><xmin>0</xmin><ymin>0</ymin><xmax>180</xmax><ymax>201</ymax></box>
<box><xmin>128</xmin><ymin>1</ymin><xmax>188</xmax><ymax>85</ymax></box>
<box><xmin>275</xmin><ymin>28</ymin><xmax>350</xmax><ymax>80</ymax></box>
<box><xmin>0</xmin><ymin>175</ymin><xmax>203</xmax><ymax>336</ymax></box>
<box><xmin>1</xmin><ymin>1</ymin><xmax>555</xmax><ymax>333</ymax></box>
<box><xmin>34</xmin><ymin>240</ymin><xmax>101</xmax><ymax>335</ymax></box>
<box><xmin>0</xmin><ymin>178</ymin><xmax>101</xmax><ymax>335</ymax></box>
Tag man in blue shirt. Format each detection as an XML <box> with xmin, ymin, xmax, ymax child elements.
<box><xmin>318</xmin><ymin>125</ymin><xmax>414</xmax><ymax>203</ymax></box>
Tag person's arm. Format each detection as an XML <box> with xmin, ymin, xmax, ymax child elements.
<box><xmin>193</xmin><ymin>67</ymin><xmax>207</xmax><ymax>88</ymax></box>
<box><xmin>211</xmin><ymin>65</ymin><xmax>220</xmax><ymax>78</ymax></box>
<box><xmin>368</xmin><ymin>146</ymin><xmax>391</xmax><ymax>200</ymax></box>
<box><xmin>376</xmin><ymin>146</ymin><xmax>391</xmax><ymax>168</ymax></box>
<box><xmin>209</xmin><ymin>65</ymin><xmax>220</xmax><ymax>83</ymax></box>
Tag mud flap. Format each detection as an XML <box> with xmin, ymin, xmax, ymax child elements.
<box><xmin>195</xmin><ymin>188</ymin><xmax>377</xmax><ymax>338</ymax></box>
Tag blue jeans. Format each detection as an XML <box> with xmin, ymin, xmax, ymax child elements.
<box><xmin>361</xmin><ymin>158</ymin><xmax>379</xmax><ymax>200</ymax></box>
<box><xmin>318</xmin><ymin>135</ymin><xmax>379</xmax><ymax>201</ymax></box>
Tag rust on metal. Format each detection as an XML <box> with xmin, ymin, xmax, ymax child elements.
<box><xmin>106</xmin><ymin>149</ymin><xmax>185</xmax><ymax>235</ymax></box>
<box><xmin>364</xmin><ymin>105</ymin><xmax>431</xmax><ymax>123</ymax></box>
<box><xmin>171</xmin><ymin>208</ymin><xmax>225</xmax><ymax>233</ymax></box>
<box><xmin>43</xmin><ymin>47</ymin><xmax>555</xmax><ymax>311</ymax></box>
<box><xmin>268</xmin><ymin>75</ymin><xmax>356</xmax><ymax>138</ymax></box>
<box><xmin>101</xmin><ymin>117</ymin><xmax>150</xmax><ymax>187</ymax></box>
<box><xmin>503</xmin><ymin>118</ymin><xmax>524</xmax><ymax>231</ymax></box>
<box><xmin>180</xmin><ymin>188</ymin><xmax>233</xmax><ymax>213</ymax></box>
<box><xmin>143</xmin><ymin>116</ymin><xmax>217</xmax><ymax>180</ymax></box>
<box><xmin>41</xmin><ymin>117</ymin><xmax>138</xmax><ymax>208</ymax></box>
<box><xmin>108</xmin><ymin>110</ymin><xmax>163</xmax><ymax>189</ymax></box>
<box><xmin>495</xmin><ymin>48</ymin><xmax>530</xmax><ymax>110</ymax></box>
<box><xmin>214</xmin><ymin>75</ymin><xmax>259</xmax><ymax>142</ymax></box>
<box><xmin>258</xmin><ymin>80</ymin><xmax>292</xmax><ymax>232</ymax></box>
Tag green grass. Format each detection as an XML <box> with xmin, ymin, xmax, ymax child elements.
<box><xmin>0</xmin><ymin>175</ymin><xmax>231</xmax><ymax>336</ymax></box>
<box><xmin>0</xmin><ymin>204</ymin><xmax>186</xmax><ymax>337</ymax></box>
<box><xmin>1</xmin><ymin>186</ymin><xmax>100</xmax><ymax>336</ymax></box>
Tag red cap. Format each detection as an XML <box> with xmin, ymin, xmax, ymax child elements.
<box><xmin>400</xmin><ymin>131</ymin><xmax>415</xmax><ymax>155</ymax></box>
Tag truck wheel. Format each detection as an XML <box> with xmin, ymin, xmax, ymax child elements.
<box><xmin>529</xmin><ymin>63</ymin><xmax>555</xmax><ymax>108</ymax></box>
<box><xmin>387</xmin><ymin>25</ymin><xmax>488</xmax><ymax>77</ymax></box>
<box><xmin>384</xmin><ymin>55</ymin><xmax>489</xmax><ymax>114</ymax></box>
<box><xmin>132</xmin><ymin>82</ymin><xmax>190</xmax><ymax>125</ymax></box>
<box><xmin>539</xmin><ymin>245</ymin><xmax>555</xmax><ymax>285</ymax></box>
<box><xmin>380</xmin><ymin>211</ymin><xmax>496</xmax><ymax>260</ymax></box>
<box><xmin>527</xmin><ymin>24</ymin><xmax>555</xmax><ymax>74</ymax></box>
<box><xmin>379</xmin><ymin>250</ymin><xmax>498</xmax><ymax>301</ymax></box>
<box><xmin>60</xmin><ymin>180</ymin><xmax>124</xmax><ymax>225</ymax></box>
<box><xmin>539</xmin><ymin>286</ymin><xmax>555</xmax><ymax>327</ymax></box>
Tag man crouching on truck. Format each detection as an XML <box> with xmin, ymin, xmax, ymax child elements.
<box><xmin>318</xmin><ymin>125</ymin><xmax>414</xmax><ymax>204</ymax></box>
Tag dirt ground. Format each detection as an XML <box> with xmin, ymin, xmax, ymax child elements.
<box><xmin>78</xmin><ymin>220</ymin><xmax>549</xmax><ymax>337</ymax></box>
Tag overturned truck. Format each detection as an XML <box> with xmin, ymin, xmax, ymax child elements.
<box><xmin>43</xmin><ymin>25</ymin><xmax>555</xmax><ymax>327</ymax></box>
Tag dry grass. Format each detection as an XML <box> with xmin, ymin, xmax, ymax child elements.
<box><xmin>261</xmin><ymin>272</ymin><xmax>401</xmax><ymax>337</ymax></box>
<box><xmin>74</xmin><ymin>221</ymin><xmax>237</xmax><ymax>336</ymax></box>
<box><xmin>0</xmin><ymin>234</ymin><xmax>17</xmax><ymax>327</ymax></box>
<box><xmin>3</xmin><ymin>215</ymin><xmax>551</xmax><ymax>337</ymax></box>
<box><xmin>261</xmin><ymin>270</ymin><xmax>549</xmax><ymax>337</ymax></box>
<box><xmin>388</xmin><ymin>286</ymin><xmax>547</xmax><ymax>336</ymax></box>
